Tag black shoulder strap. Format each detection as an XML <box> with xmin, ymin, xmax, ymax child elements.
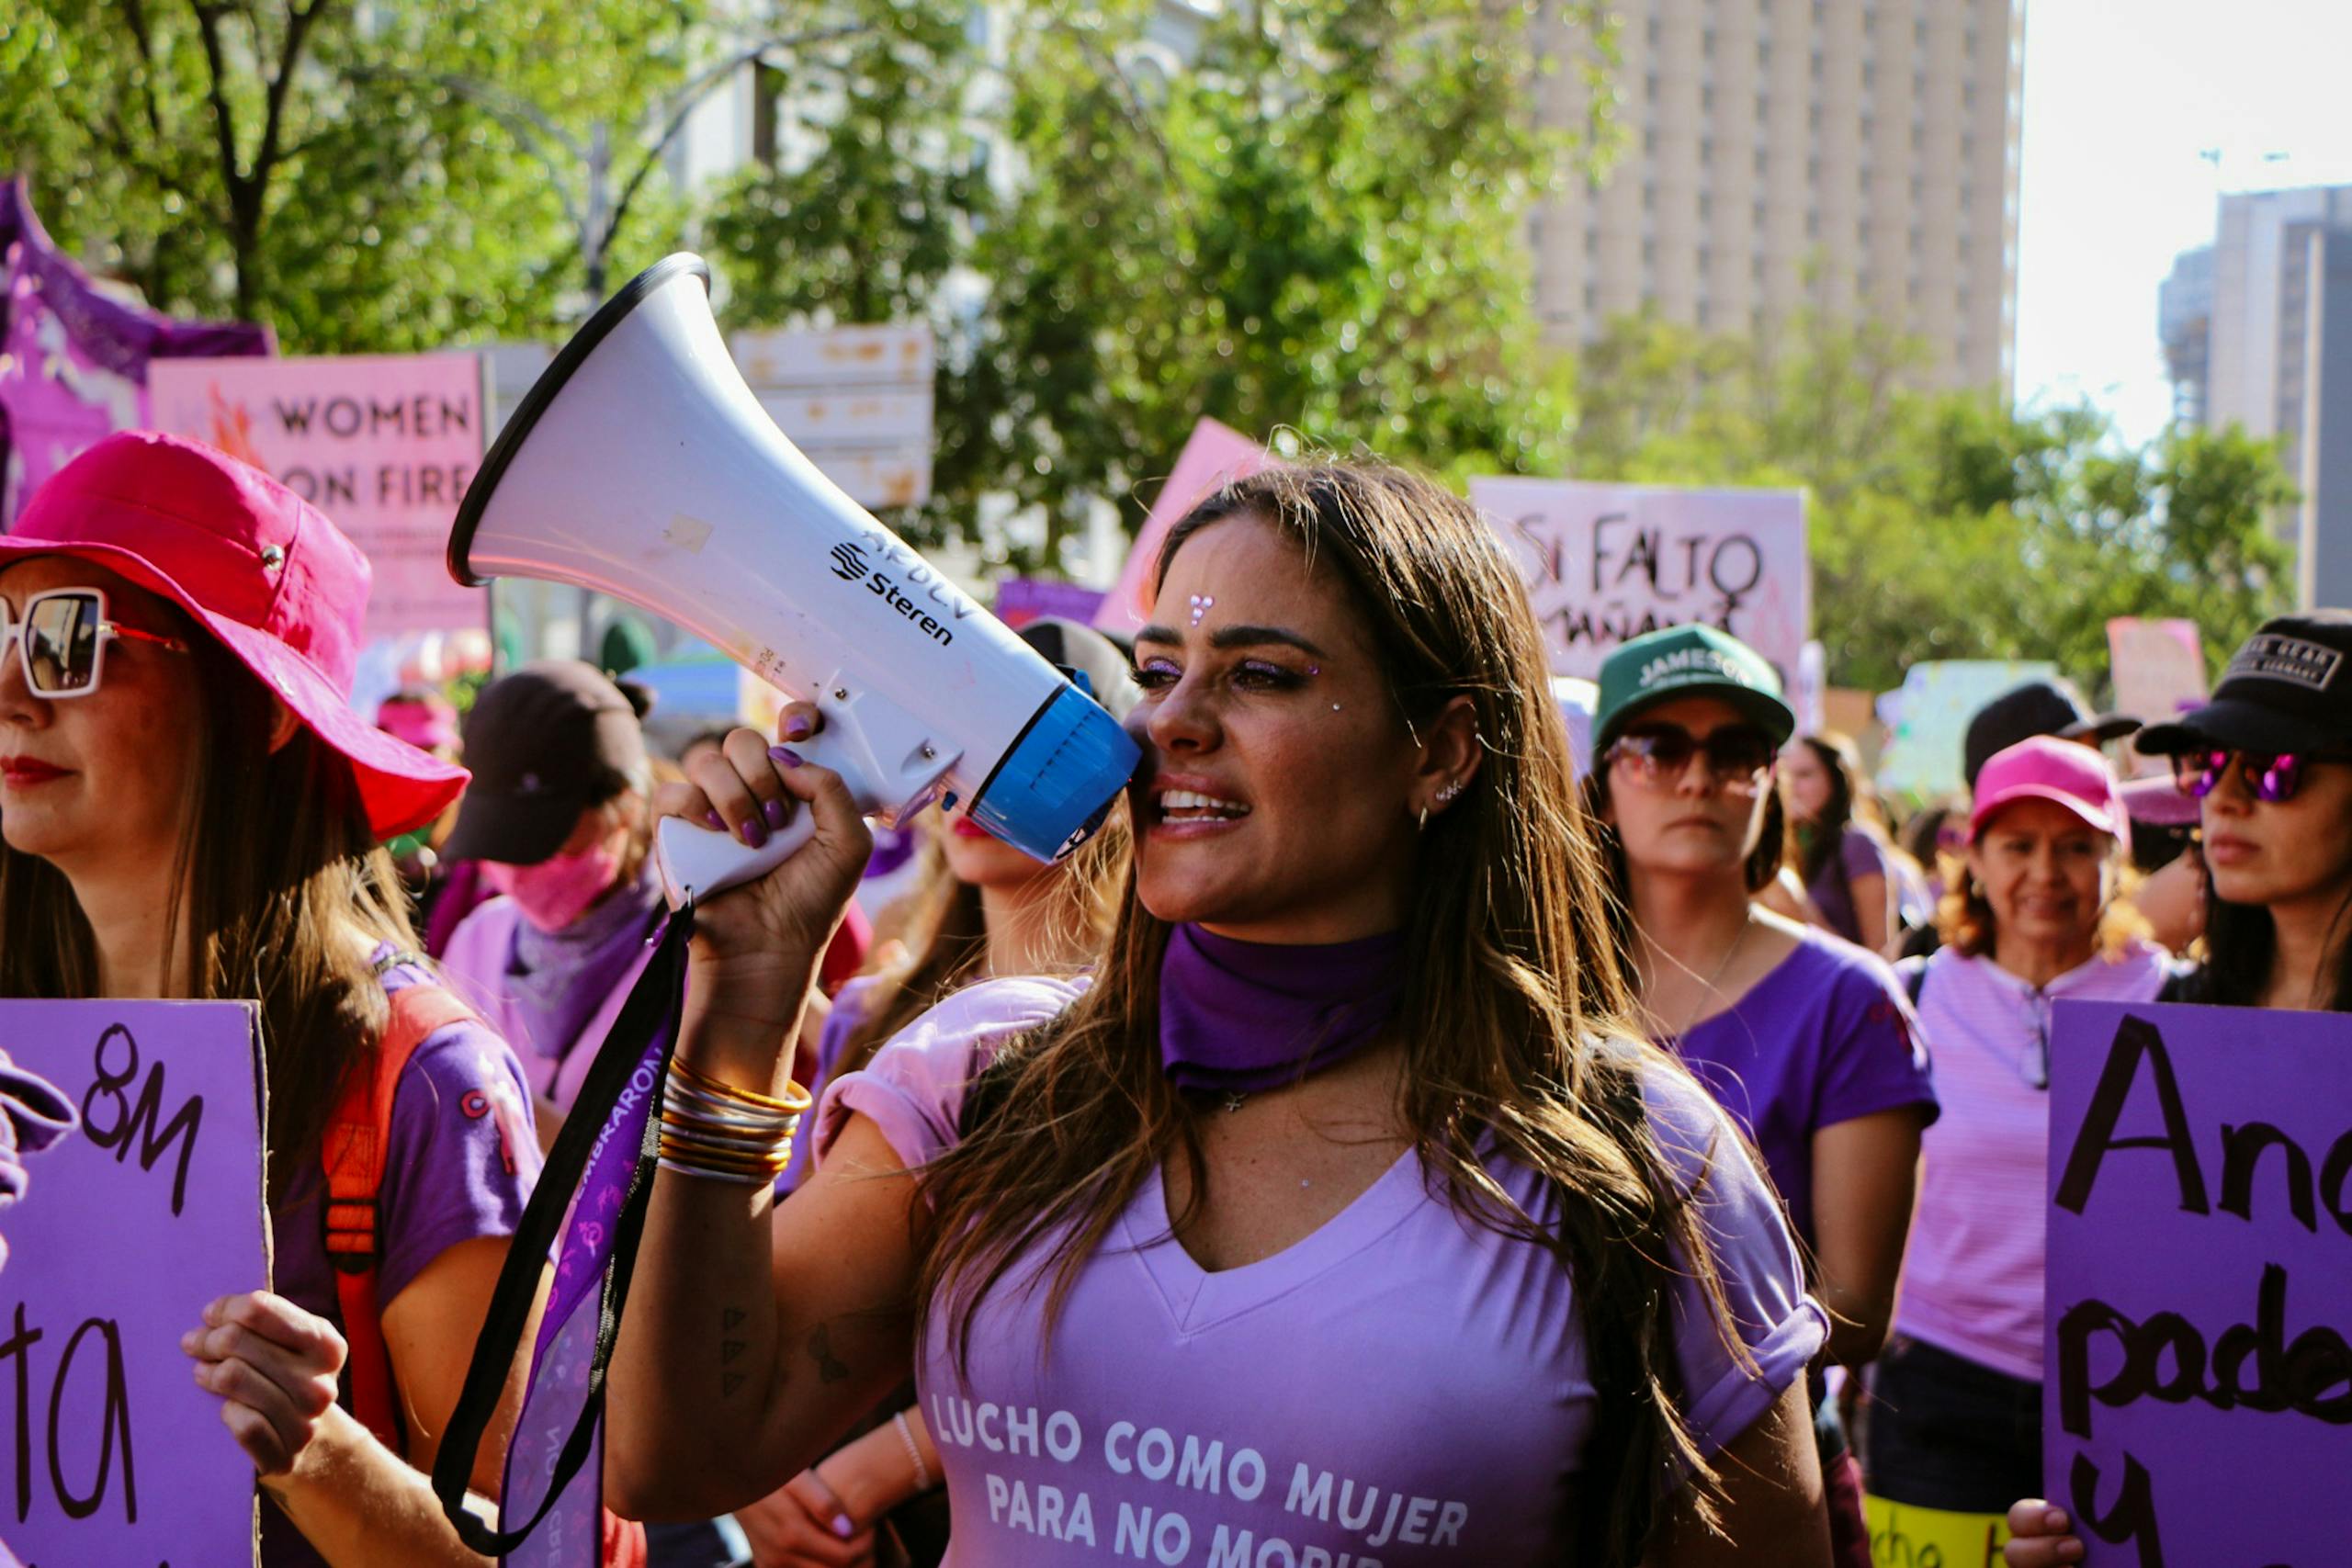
<box><xmin>429</xmin><ymin>902</ymin><xmax>696</xmax><ymax>1553</ymax></box>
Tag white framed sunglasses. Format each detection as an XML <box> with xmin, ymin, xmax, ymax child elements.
<box><xmin>1</xmin><ymin>587</ymin><xmax>189</xmax><ymax>699</ymax></box>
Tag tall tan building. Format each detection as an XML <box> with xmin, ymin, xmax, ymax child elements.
<box><xmin>1529</xmin><ymin>0</ymin><xmax>2024</xmax><ymax>391</ymax></box>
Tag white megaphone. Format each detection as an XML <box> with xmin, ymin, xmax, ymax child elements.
<box><xmin>449</xmin><ymin>254</ymin><xmax>1139</xmax><ymax>904</ymax></box>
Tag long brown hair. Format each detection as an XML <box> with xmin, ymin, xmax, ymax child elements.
<box><xmin>0</xmin><ymin>616</ymin><xmax>419</xmax><ymax>1203</ymax></box>
<box><xmin>911</xmin><ymin>461</ymin><xmax>1746</xmax><ymax>1562</ymax></box>
<box><xmin>837</xmin><ymin>813</ymin><xmax>1130</xmax><ymax>1077</ymax></box>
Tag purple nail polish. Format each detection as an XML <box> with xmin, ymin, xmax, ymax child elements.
<box><xmin>785</xmin><ymin>713</ymin><xmax>813</xmax><ymax>740</ymax></box>
<box><xmin>706</xmin><ymin>809</ymin><xmax>725</xmax><ymax>830</ymax></box>
<box><xmin>740</xmin><ymin>815</ymin><xmax>768</xmax><ymax>848</ymax></box>
<box><xmin>763</xmin><ymin>797</ymin><xmax>786</xmax><ymax>829</ymax></box>
<box><xmin>771</xmin><ymin>746</ymin><xmax>806</xmax><ymax>769</ymax></box>
<box><xmin>832</xmin><ymin>1515</ymin><xmax>854</xmax><ymax>1539</ymax></box>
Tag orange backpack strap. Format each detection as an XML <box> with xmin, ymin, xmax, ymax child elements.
<box><xmin>322</xmin><ymin>978</ymin><xmax>479</xmax><ymax>1450</ymax></box>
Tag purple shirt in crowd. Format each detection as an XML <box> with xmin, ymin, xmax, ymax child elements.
<box><xmin>814</xmin><ymin>976</ymin><xmax>1826</xmax><ymax>1566</ymax></box>
<box><xmin>263</xmin><ymin>956</ymin><xmax>540</xmax><ymax>1568</ymax></box>
<box><xmin>1806</xmin><ymin>827</ymin><xmax>1890</xmax><ymax>947</ymax></box>
<box><xmin>1668</xmin><ymin>926</ymin><xmax>1939</xmax><ymax>1253</ymax></box>
<box><xmin>775</xmin><ymin>974</ymin><xmax>882</xmax><ymax>1197</ymax></box>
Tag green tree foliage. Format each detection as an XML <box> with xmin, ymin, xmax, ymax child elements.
<box><xmin>0</xmin><ymin>0</ymin><xmax>738</xmax><ymax>349</ymax></box>
<box><xmin>704</xmin><ymin>1</ymin><xmax>978</xmax><ymax>328</ymax></box>
<box><xmin>1559</xmin><ymin>309</ymin><xmax>2295</xmax><ymax>694</ymax></box>
<box><xmin>954</xmin><ymin>0</ymin><xmax>1611</xmax><ymax>569</ymax></box>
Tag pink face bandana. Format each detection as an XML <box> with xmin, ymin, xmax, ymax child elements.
<box><xmin>482</xmin><ymin>842</ymin><xmax>625</xmax><ymax>933</ymax></box>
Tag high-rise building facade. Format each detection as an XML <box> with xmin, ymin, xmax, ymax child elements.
<box><xmin>1527</xmin><ymin>0</ymin><xmax>2024</xmax><ymax>391</ymax></box>
<box><xmin>2162</xmin><ymin>185</ymin><xmax>2352</xmax><ymax>609</ymax></box>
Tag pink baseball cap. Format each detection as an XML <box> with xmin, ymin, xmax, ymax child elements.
<box><xmin>0</xmin><ymin>432</ymin><xmax>468</xmax><ymax>839</ymax></box>
<box><xmin>1969</xmin><ymin>735</ymin><xmax>2125</xmax><ymax>842</ymax></box>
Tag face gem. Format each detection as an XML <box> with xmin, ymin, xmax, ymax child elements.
<box><xmin>1188</xmin><ymin>593</ymin><xmax>1215</xmax><ymax>626</ymax></box>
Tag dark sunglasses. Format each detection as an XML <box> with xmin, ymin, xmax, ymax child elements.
<box><xmin>1607</xmin><ymin>723</ymin><xmax>1776</xmax><ymax>787</ymax></box>
<box><xmin>2171</xmin><ymin>748</ymin><xmax>2352</xmax><ymax>806</ymax></box>
<box><xmin>1</xmin><ymin>587</ymin><xmax>188</xmax><ymax>700</ymax></box>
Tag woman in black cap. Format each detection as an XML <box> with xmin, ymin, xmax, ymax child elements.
<box><xmin>438</xmin><ymin>660</ymin><xmax>672</xmax><ymax>1150</ymax></box>
<box><xmin>2135</xmin><ymin>613</ymin><xmax>2352</xmax><ymax>1010</ymax></box>
<box><xmin>2004</xmin><ymin>610</ymin><xmax>2352</xmax><ymax>1567</ymax></box>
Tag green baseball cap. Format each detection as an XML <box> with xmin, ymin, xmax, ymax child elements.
<box><xmin>1592</xmin><ymin>624</ymin><xmax>1798</xmax><ymax>753</ymax></box>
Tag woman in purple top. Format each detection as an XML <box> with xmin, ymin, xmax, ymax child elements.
<box><xmin>0</xmin><ymin>434</ymin><xmax>546</xmax><ymax>1567</ymax></box>
<box><xmin>1587</xmin><ymin>624</ymin><xmax>1938</xmax><ymax>1568</ymax></box>
<box><xmin>613</xmin><ymin>461</ymin><xmax>1835</xmax><ymax>1565</ymax></box>
<box><xmin>1782</xmin><ymin>732</ymin><xmax>1903</xmax><ymax>953</ymax></box>
<box><xmin>743</xmin><ymin>619</ymin><xmax>1136</xmax><ymax>1568</ymax></box>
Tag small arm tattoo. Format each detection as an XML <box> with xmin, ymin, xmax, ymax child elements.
<box><xmin>807</xmin><ymin>1323</ymin><xmax>850</xmax><ymax>1384</ymax></box>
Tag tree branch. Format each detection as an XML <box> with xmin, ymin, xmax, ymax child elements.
<box><xmin>253</xmin><ymin>0</ymin><xmax>332</xmax><ymax>197</ymax></box>
<box><xmin>113</xmin><ymin>0</ymin><xmax>171</xmax><ymax>145</ymax></box>
<box><xmin>602</xmin><ymin>26</ymin><xmax>876</xmax><ymax>255</ymax></box>
<box><xmin>187</xmin><ymin>2</ymin><xmax>248</xmax><ymax>228</ymax></box>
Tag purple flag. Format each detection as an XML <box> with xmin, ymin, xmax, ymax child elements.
<box><xmin>0</xmin><ymin>176</ymin><xmax>271</xmax><ymax>521</ymax></box>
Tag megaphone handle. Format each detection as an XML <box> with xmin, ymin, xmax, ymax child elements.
<box><xmin>653</xmin><ymin>812</ymin><xmax>818</xmax><ymax>907</ymax></box>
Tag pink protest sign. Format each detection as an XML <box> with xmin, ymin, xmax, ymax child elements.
<box><xmin>2045</xmin><ymin>1001</ymin><xmax>2352</xmax><ymax>1565</ymax></box>
<box><xmin>1094</xmin><ymin>418</ymin><xmax>1268</xmax><ymax>637</ymax></box>
<box><xmin>148</xmin><ymin>355</ymin><xmax>489</xmax><ymax>644</ymax></box>
<box><xmin>2107</xmin><ymin>618</ymin><xmax>2208</xmax><ymax>778</ymax></box>
<box><xmin>0</xmin><ymin>1000</ymin><xmax>266</xmax><ymax>1565</ymax></box>
<box><xmin>1469</xmin><ymin>478</ymin><xmax>1808</xmax><ymax>683</ymax></box>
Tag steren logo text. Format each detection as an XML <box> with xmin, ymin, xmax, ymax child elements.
<box><xmin>826</xmin><ymin>531</ymin><xmax>969</xmax><ymax>648</ymax></box>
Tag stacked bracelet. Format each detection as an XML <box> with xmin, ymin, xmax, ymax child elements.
<box><xmin>657</xmin><ymin>1057</ymin><xmax>813</xmax><ymax>1185</ymax></box>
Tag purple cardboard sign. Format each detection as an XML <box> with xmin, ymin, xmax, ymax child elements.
<box><xmin>0</xmin><ymin>1000</ymin><xmax>267</xmax><ymax>1566</ymax></box>
<box><xmin>2045</xmin><ymin>1001</ymin><xmax>2352</xmax><ymax>1566</ymax></box>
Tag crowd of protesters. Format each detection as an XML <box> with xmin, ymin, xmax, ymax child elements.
<box><xmin>3</xmin><ymin>429</ymin><xmax>2346</xmax><ymax>1567</ymax></box>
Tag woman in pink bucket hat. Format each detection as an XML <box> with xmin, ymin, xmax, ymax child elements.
<box><xmin>0</xmin><ymin>433</ymin><xmax>591</xmax><ymax>1567</ymax></box>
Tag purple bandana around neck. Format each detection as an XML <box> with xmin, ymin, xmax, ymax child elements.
<box><xmin>1158</xmin><ymin>923</ymin><xmax>1409</xmax><ymax>1094</ymax></box>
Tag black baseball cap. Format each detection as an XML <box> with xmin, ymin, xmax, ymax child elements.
<box><xmin>1020</xmin><ymin>617</ymin><xmax>1142</xmax><ymax>721</ymax></box>
<box><xmin>2137</xmin><ymin>612</ymin><xmax>2352</xmax><ymax>758</ymax></box>
<box><xmin>442</xmin><ymin>660</ymin><xmax>650</xmax><ymax>865</ymax></box>
<box><xmin>1962</xmin><ymin>677</ymin><xmax>2140</xmax><ymax>788</ymax></box>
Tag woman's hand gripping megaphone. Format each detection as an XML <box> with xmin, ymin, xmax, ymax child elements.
<box><xmin>654</xmin><ymin>703</ymin><xmax>874</xmax><ymax>1040</ymax></box>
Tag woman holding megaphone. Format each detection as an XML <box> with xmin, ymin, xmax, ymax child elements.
<box><xmin>610</xmin><ymin>461</ymin><xmax>1832</xmax><ymax>1564</ymax></box>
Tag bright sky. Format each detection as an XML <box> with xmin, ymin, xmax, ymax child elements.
<box><xmin>2014</xmin><ymin>0</ymin><xmax>2352</xmax><ymax>445</ymax></box>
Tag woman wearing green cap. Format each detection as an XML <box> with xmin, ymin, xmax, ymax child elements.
<box><xmin>1587</xmin><ymin>623</ymin><xmax>1939</xmax><ymax>1568</ymax></box>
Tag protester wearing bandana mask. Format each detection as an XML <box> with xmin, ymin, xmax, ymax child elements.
<box><xmin>439</xmin><ymin>661</ymin><xmax>668</xmax><ymax>1150</ymax></box>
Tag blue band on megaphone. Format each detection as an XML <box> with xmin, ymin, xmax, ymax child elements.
<box><xmin>970</xmin><ymin>683</ymin><xmax>1140</xmax><ymax>861</ymax></box>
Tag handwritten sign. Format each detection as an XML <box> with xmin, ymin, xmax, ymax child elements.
<box><xmin>0</xmin><ymin>1000</ymin><xmax>266</xmax><ymax>1566</ymax></box>
<box><xmin>148</xmin><ymin>355</ymin><xmax>489</xmax><ymax>645</ymax></box>
<box><xmin>2045</xmin><ymin>1001</ymin><xmax>2352</xmax><ymax>1566</ymax></box>
<box><xmin>1465</xmin><ymin>479</ymin><xmax>1807</xmax><ymax>682</ymax></box>
<box><xmin>1863</xmin><ymin>1495</ymin><xmax>2011</xmax><ymax>1568</ymax></box>
<box><xmin>1095</xmin><ymin>419</ymin><xmax>1269</xmax><ymax>637</ymax></box>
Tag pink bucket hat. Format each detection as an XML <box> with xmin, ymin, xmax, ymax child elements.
<box><xmin>0</xmin><ymin>431</ymin><xmax>468</xmax><ymax>839</ymax></box>
<box><xmin>1969</xmin><ymin>735</ymin><xmax>2125</xmax><ymax>842</ymax></box>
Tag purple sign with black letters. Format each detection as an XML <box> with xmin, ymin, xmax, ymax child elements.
<box><xmin>2045</xmin><ymin>1000</ymin><xmax>2352</xmax><ymax>1566</ymax></box>
<box><xmin>0</xmin><ymin>999</ymin><xmax>266</xmax><ymax>1567</ymax></box>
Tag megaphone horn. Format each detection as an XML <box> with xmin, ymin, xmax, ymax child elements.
<box><xmin>450</xmin><ymin>254</ymin><xmax>1137</xmax><ymax>903</ymax></box>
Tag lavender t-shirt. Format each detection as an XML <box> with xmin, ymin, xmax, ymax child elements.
<box><xmin>263</xmin><ymin>957</ymin><xmax>540</xmax><ymax>1568</ymax></box>
<box><xmin>814</xmin><ymin>977</ymin><xmax>1826</xmax><ymax>1565</ymax></box>
<box><xmin>1669</xmin><ymin>927</ymin><xmax>1939</xmax><ymax>1253</ymax></box>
